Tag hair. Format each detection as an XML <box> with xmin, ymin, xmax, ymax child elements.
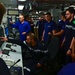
<box><xmin>0</xmin><ymin>2</ymin><xmax>6</xmax><ymax>24</ymax></box>
<box><xmin>66</xmin><ymin>7</ymin><xmax>75</xmax><ymax>15</ymax></box>
<box><xmin>26</xmin><ymin>33</ymin><xmax>37</xmax><ymax>41</ymax></box>
<box><xmin>61</xmin><ymin>11</ymin><xmax>66</xmax><ymax>18</ymax></box>
<box><xmin>45</xmin><ymin>12</ymin><xmax>51</xmax><ymax>16</ymax></box>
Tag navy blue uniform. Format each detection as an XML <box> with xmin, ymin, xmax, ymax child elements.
<box><xmin>11</xmin><ymin>21</ymin><xmax>31</xmax><ymax>41</ymax></box>
<box><xmin>58</xmin><ymin>20</ymin><xmax>66</xmax><ymax>42</ymax></box>
<box><xmin>7</xmin><ymin>39</ymin><xmax>49</xmax><ymax>75</ymax></box>
<box><xmin>0</xmin><ymin>58</ymin><xmax>11</xmax><ymax>75</ymax></box>
<box><xmin>24</xmin><ymin>41</ymin><xmax>49</xmax><ymax>75</ymax></box>
<box><xmin>57</xmin><ymin>62</ymin><xmax>75</xmax><ymax>75</ymax></box>
<box><xmin>62</xmin><ymin>19</ymin><xmax>75</xmax><ymax>64</ymax></box>
<box><xmin>44</xmin><ymin>21</ymin><xmax>57</xmax><ymax>42</ymax></box>
<box><xmin>36</xmin><ymin>20</ymin><xmax>46</xmax><ymax>40</ymax></box>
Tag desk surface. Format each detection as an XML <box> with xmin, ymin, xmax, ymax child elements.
<box><xmin>0</xmin><ymin>42</ymin><xmax>23</xmax><ymax>67</ymax></box>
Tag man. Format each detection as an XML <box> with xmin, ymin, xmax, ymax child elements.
<box><xmin>36</xmin><ymin>16</ymin><xmax>46</xmax><ymax>41</ymax></box>
<box><xmin>0</xmin><ymin>2</ymin><xmax>11</xmax><ymax>75</ymax></box>
<box><xmin>62</xmin><ymin>7</ymin><xmax>75</xmax><ymax>64</ymax></box>
<box><xmin>42</xmin><ymin>12</ymin><xmax>57</xmax><ymax>44</ymax></box>
<box><xmin>57</xmin><ymin>62</ymin><xmax>75</xmax><ymax>75</ymax></box>
<box><xmin>10</xmin><ymin>13</ymin><xmax>31</xmax><ymax>41</ymax></box>
<box><xmin>54</xmin><ymin>12</ymin><xmax>66</xmax><ymax>45</ymax></box>
<box><xmin>0</xmin><ymin>32</ymin><xmax>49</xmax><ymax>75</ymax></box>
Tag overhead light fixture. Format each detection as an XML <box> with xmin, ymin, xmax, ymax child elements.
<box><xmin>18</xmin><ymin>5</ymin><xmax>24</xmax><ymax>10</ymax></box>
<box><xmin>18</xmin><ymin>0</ymin><xmax>26</xmax><ymax>1</ymax></box>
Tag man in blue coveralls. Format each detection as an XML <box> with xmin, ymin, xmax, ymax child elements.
<box><xmin>62</xmin><ymin>7</ymin><xmax>75</xmax><ymax>64</ymax></box>
<box><xmin>10</xmin><ymin>13</ymin><xmax>31</xmax><ymax>41</ymax></box>
<box><xmin>42</xmin><ymin>12</ymin><xmax>57</xmax><ymax>44</ymax></box>
<box><xmin>36</xmin><ymin>16</ymin><xmax>46</xmax><ymax>41</ymax></box>
<box><xmin>54</xmin><ymin>12</ymin><xmax>66</xmax><ymax>45</ymax></box>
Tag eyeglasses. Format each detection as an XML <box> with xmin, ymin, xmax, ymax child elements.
<box><xmin>65</xmin><ymin>13</ymin><xmax>70</xmax><ymax>15</ymax></box>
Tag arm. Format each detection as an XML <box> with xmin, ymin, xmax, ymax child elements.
<box><xmin>37</xmin><ymin>52</ymin><xmax>49</xmax><ymax>67</ymax></box>
<box><xmin>22</xmin><ymin>23</ymin><xmax>31</xmax><ymax>35</ymax></box>
<box><xmin>0</xmin><ymin>37</ymin><xmax>26</xmax><ymax>48</ymax></box>
<box><xmin>0</xmin><ymin>58</ymin><xmax>11</xmax><ymax>75</ymax></box>
<box><xmin>54</xmin><ymin>30</ymin><xmax>64</xmax><ymax>36</ymax></box>
<box><xmin>10</xmin><ymin>21</ymin><xmax>19</xmax><ymax>29</ymax></box>
<box><xmin>66</xmin><ymin>37</ymin><xmax>75</xmax><ymax>56</ymax></box>
<box><xmin>60</xmin><ymin>37</ymin><xmax>65</xmax><ymax>48</ymax></box>
<box><xmin>42</xmin><ymin>30</ymin><xmax>45</xmax><ymax>41</ymax></box>
<box><xmin>51</xmin><ymin>21</ymin><xmax>57</xmax><ymax>36</ymax></box>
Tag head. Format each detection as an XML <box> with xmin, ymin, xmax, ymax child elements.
<box><xmin>61</xmin><ymin>11</ymin><xmax>66</xmax><ymax>21</ymax></box>
<box><xmin>0</xmin><ymin>2</ymin><xmax>6</xmax><ymax>24</ymax></box>
<box><xmin>26</xmin><ymin>33</ymin><xmax>37</xmax><ymax>46</ymax></box>
<box><xmin>45</xmin><ymin>12</ymin><xmax>52</xmax><ymax>22</ymax></box>
<box><xmin>24</xmin><ymin>15</ymin><xmax>29</xmax><ymax>21</ymax></box>
<box><xmin>38</xmin><ymin>16</ymin><xmax>43</xmax><ymax>21</ymax></box>
<box><xmin>65</xmin><ymin>7</ymin><xmax>75</xmax><ymax>21</ymax></box>
<box><xmin>19</xmin><ymin>13</ymin><xmax>25</xmax><ymax>22</ymax></box>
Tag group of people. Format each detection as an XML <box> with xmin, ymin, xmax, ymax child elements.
<box><xmin>36</xmin><ymin>7</ymin><xmax>75</xmax><ymax>65</ymax></box>
<box><xmin>0</xmin><ymin>1</ymin><xmax>75</xmax><ymax>75</ymax></box>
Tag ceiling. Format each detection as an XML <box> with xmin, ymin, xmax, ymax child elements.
<box><xmin>0</xmin><ymin>0</ymin><xmax>17</xmax><ymax>8</ymax></box>
<box><xmin>0</xmin><ymin>0</ymin><xmax>75</xmax><ymax>10</ymax></box>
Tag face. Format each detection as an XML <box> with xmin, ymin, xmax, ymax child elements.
<box><xmin>19</xmin><ymin>15</ymin><xmax>24</xmax><ymax>22</ymax></box>
<box><xmin>39</xmin><ymin>17</ymin><xmax>43</xmax><ymax>21</ymax></box>
<box><xmin>26</xmin><ymin>36</ymin><xmax>32</xmax><ymax>45</ymax></box>
<box><xmin>45</xmin><ymin>15</ymin><xmax>51</xmax><ymax>21</ymax></box>
<box><xmin>65</xmin><ymin>11</ymin><xmax>71</xmax><ymax>20</ymax></box>
<box><xmin>61</xmin><ymin>15</ymin><xmax>65</xmax><ymax>20</ymax></box>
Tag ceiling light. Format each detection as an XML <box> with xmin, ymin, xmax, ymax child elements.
<box><xmin>18</xmin><ymin>0</ymin><xmax>26</xmax><ymax>1</ymax></box>
<box><xmin>18</xmin><ymin>5</ymin><xmax>24</xmax><ymax>10</ymax></box>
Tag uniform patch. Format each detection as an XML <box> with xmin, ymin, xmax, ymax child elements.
<box><xmin>73</xmin><ymin>20</ymin><xmax>75</xmax><ymax>24</ymax></box>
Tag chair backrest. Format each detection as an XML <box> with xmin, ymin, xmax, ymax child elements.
<box><xmin>48</xmin><ymin>36</ymin><xmax>60</xmax><ymax>61</ymax></box>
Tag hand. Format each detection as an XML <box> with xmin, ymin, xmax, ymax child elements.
<box><xmin>0</xmin><ymin>37</ymin><xmax>8</xmax><ymax>41</ymax></box>
<box><xmin>48</xmin><ymin>32</ymin><xmax>52</xmax><ymax>35</ymax></box>
<box><xmin>31</xmin><ymin>24</ymin><xmax>34</xmax><ymax>26</ymax></box>
<box><xmin>22</xmin><ymin>32</ymin><xmax>26</xmax><ymax>35</ymax></box>
<box><xmin>66</xmin><ymin>50</ymin><xmax>71</xmax><ymax>56</ymax></box>
<box><xmin>41</xmin><ymin>38</ymin><xmax>44</xmax><ymax>42</ymax></box>
<box><xmin>37</xmin><ymin>63</ymin><xmax>42</xmax><ymax>67</ymax></box>
<box><xmin>10</xmin><ymin>21</ymin><xmax>13</xmax><ymax>24</ymax></box>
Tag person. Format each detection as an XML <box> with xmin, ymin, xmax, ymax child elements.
<box><xmin>0</xmin><ymin>32</ymin><xmax>49</xmax><ymax>75</ymax></box>
<box><xmin>10</xmin><ymin>13</ymin><xmax>31</xmax><ymax>41</ymax></box>
<box><xmin>57</xmin><ymin>62</ymin><xmax>75</xmax><ymax>75</ymax></box>
<box><xmin>61</xmin><ymin>7</ymin><xmax>75</xmax><ymax>64</ymax></box>
<box><xmin>54</xmin><ymin>12</ymin><xmax>66</xmax><ymax>45</ymax></box>
<box><xmin>42</xmin><ymin>12</ymin><xmax>57</xmax><ymax>45</ymax></box>
<box><xmin>25</xmin><ymin>15</ymin><xmax>34</xmax><ymax>33</ymax></box>
<box><xmin>0</xmin><ymin>2</ymin><xmax>11</xmax><ymax>75</ymax></box>
<box><xmin>36</xmin><ymin>16</ymin><xmax>46</xmax><ymax>41</ymax></box>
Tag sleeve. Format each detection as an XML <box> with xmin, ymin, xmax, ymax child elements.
<box><xmin>52</xmin><ymin>21</ymin><xmax>57</xmax><ymax>31</ymax></box>
<box><xmin>0</xmin><ymin>58</ymin><xmax>11</xmax><ymax>75</ymax></box>
<box><xmin>7</xmin><ymin>39</ymin><xmax>27</xmax><ymax>48</ymax></box>
<box><xmin>25</xmin><ymin>23</ymin><xmax>31</xmax><ymax>34</ymax></box>
<box><xmin>61</xmin><ymin>22</ymin><xmax>65</xmax><ymax>30</ymax></box>
<box><xmin>38</xmin><ymin>52</ymin><xmax>49</xmax><ymax>64</ymax></box>
<box><xmin>11</xmin><ymin>21</ymin><xmax>19</xmax><ymax>29</ymax></box>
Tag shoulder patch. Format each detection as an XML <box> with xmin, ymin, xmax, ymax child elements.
<box><xmin>73</xmin><ymin>20</ymin><xmax>75</xmax><ymax>24</ymax></box>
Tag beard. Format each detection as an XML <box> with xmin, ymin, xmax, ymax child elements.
<box><xmin>66</xmin><ymin>15</ymin><xmax>72</xmax><ymax>21</ymax></box>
